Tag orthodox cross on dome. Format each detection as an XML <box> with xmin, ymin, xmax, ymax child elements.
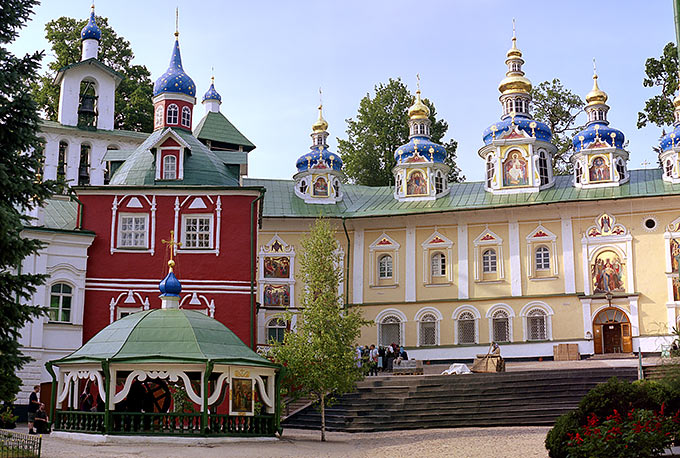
<box><xmin>416</xmin><ymin>73</ymin><xmax>421</xmax><ymax>92</ymax></box>
<box><xmin>593</xmin><ymin>57</ymin><xmax>597</xmax><ymax>77</ymax></box>
<box><xmin>174</xmin><ymin>7</ymin><xmax>180</xmax><ymax>38</ymax></box>
<box><xmin>512</xmin><ymin>17</ymin><xmax>516</xmax><ymax>39</ymax></box>
<box><xmin>162</xmin><ymin>230</ymin><xmax>182</xmax><ymax>271</ymax></box>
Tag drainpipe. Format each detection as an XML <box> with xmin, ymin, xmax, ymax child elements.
<box><xmin>45</xmin><ymin>362</ymin><xmax>56</xmax><ymax>427</ymax></box>
<box><xmin>202</xmin><ymin>360</ymin><xmax>214</xmax><ymax>435</ymax></box>
<box><xmin>71</xmin><ymin>195</ymin><xmax>84</xmax><ymax>229</ymax></box>
<box><xmin>341</xmin><ymin>218</ymin><xmax>351</xmax><ymax>306</ymax></box>
<box><xmin>250</xmin><ymin>189</ymin><xmax>266</xmax><ymax>349</ymax></box>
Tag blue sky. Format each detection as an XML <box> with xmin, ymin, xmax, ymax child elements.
<box><xmin>10</xmin><ymin>1</ymin><xmax>675</xmax><ymax>182</ymax></box>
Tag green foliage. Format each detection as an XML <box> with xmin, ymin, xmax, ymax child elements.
<box><xmin>0</xmin><ymin>0</ymin><xmax>60</xmax><ymax>402</ymax></box>
<box><xmin>0</xmin><ymin>406</ymin><xmax>18</xmax><ymax>425</ymax></box>
<box><xmin>338</xmin><ymin>78</ymin><xmax>464</xmax><ymax>185</ymax></box>
<box><xmin>268</xmin><ymin>218</ymin><xmax>370</xmax><ymax>440</ymax></box>
<box><xmin>169</xmin><ymin>383</ymin><xmax>194</xmax><ymax>413</ymax></box>
<box><xmin>638</xmin><ymin>42</ymin><xmax>679</xmax><ymax>129</ymax></box>
<box><xmin>31</xmin><ymin>15</ymin><xmax>154</xmax><ymax>132</ymax></box>
<box><xmin>530</xmin><ymin>79</ymin><xmax>584</xmax><ymax>175</ymax></box>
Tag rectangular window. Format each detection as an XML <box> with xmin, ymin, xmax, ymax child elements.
<box><xmin>119</xmin><ymin>215</ymin><xmax>148</xmax><ymax>248</ymax></box>
<box><xmin>183</xmin><ymin>215</ymin><xmax>213</xmax><ymax>249</ymax></box>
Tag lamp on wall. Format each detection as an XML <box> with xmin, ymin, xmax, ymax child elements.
<box><xmin>605</xmin><ymin>291</ymin><xmax>613</xmax><ymax>307</ymax></box>
<box><xmin>585</xmin><ymin>331</ymin><xmax>593</xmax><ymax>341</ymax></box>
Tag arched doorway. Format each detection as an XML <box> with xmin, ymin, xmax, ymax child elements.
<box><xmin>593</xmin><ymin>308</ymin><xmax>632</xmax><ymax>354</ymax></box>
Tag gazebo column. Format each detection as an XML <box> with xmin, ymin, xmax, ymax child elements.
<box><xmin>46</xmin><ymin>362</ymin><xmax>58</xmax><ymax>427</ymax></box>
<box><xmin>102</xmin><ymin>360</ymin><xmax>111</xmax><ymax>434</ymax></box>
<box><xmin>202</xmin><ymin>360</ymin><xmax>214</xmax><ymax>435</ymax></box>
<box><xmin>275</xmin><ymin>370</ymin><xmax>282</xmax><ymax>434</ymax></box>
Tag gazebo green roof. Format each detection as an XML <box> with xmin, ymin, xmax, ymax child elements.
<box><xmin>53</xmin><ymin>308</ymin><xmax>277</xmax><ymax>368</ymax></box>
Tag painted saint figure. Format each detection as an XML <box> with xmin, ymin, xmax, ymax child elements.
<box><xmin>313</xmin><ymin>177</ymin><xmax>328</xmax><ymax>196</ymax></box>
<box><xmin>264</xmin><ymin>256</ymin><xmax>290</xmax><ymax>279</ymax></box>
<box><xmin>263</xmin><ymin>284</ymin><xmax>290</xmax><ymax>306</ymax></box>
<box><xmin>592</xmin><ymin>251</ymin><xmax>624</xmax><ymax>293</ymax></box>
<box><xmin>503</xmin><ymin>153</ymin><xmax>528</xmax><ymax>186</ymax></box>
<box><xmin>589</xmin><ymin>157</ymin><xmax>610</xmax><ymax>182</ymax></box>
<box><xmin>407</xmin><ymin>170</ymin><xmax>427</xmax><ymax>195</ymax></box>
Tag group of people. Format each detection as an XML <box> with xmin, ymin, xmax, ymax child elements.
<box><xmin>355</xmin><ymin>343</ymin><xmax>409</xmax><ymax>376</ymax></box>
<box><xmin>27</xmin><ymin>385</ymin><xmax>49</xmax><ymax>434</ymax></box>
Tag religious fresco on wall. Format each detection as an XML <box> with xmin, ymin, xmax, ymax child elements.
<box><xmin>263</xmin><ymin>256</ymin><xmax>290</xmax><ymax>279</ymax></box>
<box><xmin>671</xmin><ymin>239</ymin><xmax>680</xmax><ymax>273</ymax></box>
<box><xmin>591</xmin><ymin>250</ymin><xmax>625</xmax><ymax>293</ymax></box>
<box><xmin>406</xmin><ymin>170</ymin><xmax>428</xmax><ymax>195</ymax></box>
<box><xmin>502</xmin><ymin>152</ymin><xmax>528</xmax><ymax>187</ymax></box>
<box><xmin>263</xmin><ymin>284</ymin><xmax>290</xmax><ymax>306</ymax></box>
<box><xmin>589</xmin><ymin>156</ymin><xmax>610</xmax><ymax>182</ymax></box>
<box><xmin>674</xmin><ymin>277</ymin><xmax>680</xmax><ymax>302</ymax></box>
<box><xmin>231</xmin><ymin>378</ymin><xmax>253</xmax><ymax>414</ymax></box>
<box><xmin>313</xmin><ymin>176</ymin><xmax>328</xmax><ymax>196</ymax></box>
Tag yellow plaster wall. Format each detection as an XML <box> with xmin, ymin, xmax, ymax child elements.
<box><xmin>415</xmin><ymin>226</ymin><xmax>458</xmax><ymax>301</ymax></box>
<box><xmin>467</xmin><ymin>223</ymin><xmax>511</xmax><ymax>298</ymax></box>
<box><xmin>519</xmin><ymin>219</ymin><xmax>564</xmax><ymax>296</ymax></box>
<box><xmin>363</xmin><ymin>229</ymin><xmax>406</xmax><ymax>304</ymax></box>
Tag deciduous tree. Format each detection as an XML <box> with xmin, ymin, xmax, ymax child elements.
<box><xmin>338</xmin><ymin>78</ymin><xmax>463</xmax><ymax>185</ymax></box>
<box><xmin>268</xmin><ymin>219</ymin><xmax>369</xmax><ymax>441</ymax></box>
<box><xmin>637</xmin><ymin>42</ymin><xmax>679</xmax><ymax>130</ymax></box>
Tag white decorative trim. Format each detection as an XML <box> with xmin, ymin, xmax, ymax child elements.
<box><xmin>352</xmin><ymin>228</ymin><xmax>364</xmax><ymax>304</ymax></box>
<box><xmin>258</xmin><ymin>234</ymin><xmax>296</xmax><ymax>309</ymax></box>
<box><xmin>519</xmin><ymin>301</ymin><xmax>554</xmax><ymax>341</ymax></box>
<box><xmin>375</xmin><ymin>308</ymin><xmax>407</xmax><ymax>347</ymax></box>
<box><xmin>215</xmin><ymin>197</ymin><xmax>221</xmax><ymax>256</ymax></box>
<box><xmin>113</xmin><ymin>370</ymin><xmax>202</xmax><ymax>407</ymax></box>
<box><xmin>414</xmin><ymin>306</ymin><xmax>442</xmax><ymax>347</ymax></box>
<box><xmin>458</xmin><ymin>224</ymin><xmax>469</xmax><ymax>299</ymax></box>
<box><xmin>473</xmin><ymin>227</ymin><xmax>504</xmax><ymax>281</ymax></box>
<box><xmin>405</xmin><ymin>226</ymin><xmax>416</xmax><ymax>302</ymax></box>
<box><xmin>57</xmin><ymin>370</ymin><xmax>106</xmax><ymax>404</ymax></box>
<box><xmin>526</xmin><ymin>223</ymin><xmax>559</xmax><ymax>278</ymax></box>
<box><xmin>207</xmin><ymin>372</ymin><xmax>230</xmax><ymax>405</ymax></box>
<box><xmin>452</xmin><ymin>304</ymin><xmax>481</xmax><ymax>345</ymax></box>
<box><xmin>509</xmin><ymin>221</ymin><xmax>522</xmax><ymax>296</ymax></box>
<box><xmin>421</xmin><ymin>229</ymin><xmax>454</xmax><ymax>284</ymax></box>
<box><xmin>368</xmin><ymin>233</ymin><xmax>401</xmax><ymax>286</ymax></box>
<box><xmin>486</xmin><ymin>303</ymin><xmax>515</xmax><ymax>343</ymax></box>
<box><xmin>561</xmin><ymin>217</ymin><xmax>576</xmax><ymax>294</ymax></box>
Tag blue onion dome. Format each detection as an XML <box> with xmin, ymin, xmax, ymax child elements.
<box><xmin>483</xmin><ymin>115</ymin><xmax>552</xmax><ymax>145</ymax></box>
<box><xmin>394</xmin><ymin>137</ymin><xmax>447</xmax><ymax>164</ymax></box>
<box><xmin>153</xmin><ymin>38</ymin><xmax>196</xmax><ymax>97</ymax></box>
<box><xmin>572</xmin><ymin>74</ymin><xmax>625</xmax><ymax>153</ymax></box>
<box><xmin>80</xmin><ymin>6</ymin><xmax>101</xmax><ymax>41</ymax></box>
<box><xmin>296</xmin><ymin>147</ymin><xmax>343</xmax><ymax>173</ymax></box>
<box><xmin>202</xmin><ymin>77</ymin><xmax>221</xmax><ymax>103</ymax></box>
<box><xmin>159</xmin><ymin>260</ymin><xmax>182</xmax><ymax>297</ymax></box>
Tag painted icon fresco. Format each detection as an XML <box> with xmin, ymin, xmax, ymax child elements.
<box><xmin>671</xmin><ymin>239</ymin><xmax>680</xmax><ymax>273</ymax></box>
<box><xmin>264</xmin><ymin>256</ymin><xmax>290</xmax><ymax>279</ymax></box>
<box><xmin>674</xmin><ymin>277</ymin><xmax>680</xmax><ymax>302</ymax></box>
<box><xmin>231</xmin><ymin>378</ymin><xmax>253</xmax><ymax>414</ymax></box>
<box><xmin>591</xmin><ymin>250</ymin><xmax>625</xmax><ymax>293</ymax></box>
<box><xmin>263</xmin><ymin>284</ymin><xmax>290</xmax><ymax>306</ymax></box>
<box><xmin>313</xmin><ymin>176</ymin><xmax>328</xmax><ymax>196</ymax></box>
<box><xmin>589</xmin><ymin>156</ymin><xmax>610</xmax><ymax>182</ymax></box>
<box><xmin>406</xmin><ymin>170</ymin><xmax>427</xmax><ymax>195</ymax></box>
<box><xmin>502</xmin><ymin>152</ymin><xmax>528</xmax><ymax>186</ymax></box>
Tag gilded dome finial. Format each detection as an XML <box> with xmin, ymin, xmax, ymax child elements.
<box><xmin>507</xmin><ymin>18</ymin><xmax>522</xmax><ymax>59</ymax></box>
<box><xmin>408</xmin><ymin>74</ymin><xmax>430</xmax><ymax>120</ymax></box>
<box><xmin>586</xmin><ymin>59</ymin><xmax>608</xmax><ymax>106</ymax></box>
<box><xmin>312</xmin><ymin>89</ymin><xmax>328</xmax><ymax>133</ymax></box>
<box><xmin>174</xmin><ymin>7</ymin><xmax>179</xmax><ymax>39</ymax></box>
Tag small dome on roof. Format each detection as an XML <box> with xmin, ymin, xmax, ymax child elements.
<box><xmin>159</xmin><ymin>261</ymin><xmax>182</xmax><ymax>297</ymax></box>
<box><xmin>153</xmin><ymin>38</ymin><xmax>196</xmax><ymax>98</ymax></box>
<box><xmin>80</xmin><ymin>6</ymin><xmax>101</xmax><ymax>41</ymax></box>
<box><xmin>202</xmin><ymin>77</ymin><xmax>221</xmax><ymax>103</ymax></box>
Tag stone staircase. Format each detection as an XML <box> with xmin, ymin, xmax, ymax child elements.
<box><xmin>282</xmin><ymin>367</ymin><xmax>638</xmax><ymax>432</ymax></box>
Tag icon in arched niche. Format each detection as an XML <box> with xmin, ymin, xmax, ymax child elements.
<box><xmin>503</xmin><ymin>152</ymin><xmax>528</xmax><ymax>186</ymax></box>
<box><xmin>671</xmin><ymin>239</ymin><xmax>680</xmax><ymax>273</ymax></box>
<box><xmin>264</xmin><ymin>256</ymin><xmax>290</xmax><ymax>279</ymax></box>
<box><xmin>263</xmin><ymin>284</ymin><xmax>290</xmax><ymax>306</ymax></box>
<box><xmin>589</xmin><ymin>156</ymin><xmax>610</xmax><ymax>182</ymax></box>
<box><xmin>591</xmin><ymin>250</ymin><xmax>625</xmax><ymax>293</ymax></box>
<box><xmin>313</xmin><ymin>176</ymin><xmax>328</xmax><ymax>197</ymax></box>
<box><xmin>406</xmin><ymin>170</ymin><xmax>428</xmax><ymax>196</ymax></box>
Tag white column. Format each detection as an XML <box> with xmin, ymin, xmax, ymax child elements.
<box><xmin>509</xmin><ymin>221</ymin><xmax>522</xmax><ymax>297</ymax></box>
<box><xmin>667</xmin><ymin>304</ymin><xmax>676</xmax><ymax>334</ymax></box>
<box><xmin>581</xmin><ymin>298</ymin><xmax>593</xmax><ymax>338</ymax></box>
<box><xmin>561</xmin><ymin>217</ymin><xmax>576</xmax><ymax>294</ymax></box>
<box><xmin>43</xmin><ymin>137</ymin><xmax>59</xmax><ymax>181</ymax></box>
<box><xmin>582</xmin><ymin>237</ymin><xmax>591</xmax><ymax>295</ymax></box>
<box><xmin>626</xmin><ymin>238</ymin><xmax>635</xmax><ymax>294</ymax></box>
<box><xmin>457</xmin><ymin>224</ymin><xmax>469</xmax><ymax>299</ymax></box>
<box><xmin>352</xmin><ymin>228</ymin><xmax>364</xmax><ymax>304</ymax></box>
<box><xmin>629</xmin><ymin>296</ymin><xmax>640</xmax><ymax>336</ymax></box>
<box><xmin>405</xmin><ymin>226</ymin><xmax>416</xmax><ymax>302</ymax></box>
<box><xmin>66</xmin><ymin>140</ymin><xmax>81</xmax><ymax>186</ymax></box>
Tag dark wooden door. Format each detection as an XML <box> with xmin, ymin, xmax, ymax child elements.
<box><xmin>603</xmin><ymin>323</ymin><xmax>622</xmax><ymax>353</ymax></box>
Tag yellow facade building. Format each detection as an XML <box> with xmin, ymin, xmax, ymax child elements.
<box><xmin>245</xmin><ymin>35</ymin><xmax>680</xmax><ymax>360</ymax></box>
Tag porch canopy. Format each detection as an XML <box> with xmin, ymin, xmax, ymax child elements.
<box><xmin>47</xmin><ymin>263</ymin><xmax>281</xmax><ymax>437</ymax></box>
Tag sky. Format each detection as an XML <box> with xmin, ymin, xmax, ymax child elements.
<box><xmin>9</xmin><ymin>0</ymin><xmax>676</xmax><ymax>182</ymax></box>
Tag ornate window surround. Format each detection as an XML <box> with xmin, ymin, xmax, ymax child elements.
<box><xmin>258</xmin><ymin>234</ymin><xmax>296</xmax><ymax>309</ymax></box>
<box><xmin>486</xmin><ymin>303</ymin><xmax>515</xmax><ymax>343</ymax></box>
<box><xmin>519</xmin><ymin>301</ymin><xmax>554</xmax><ymax>341</ymax></box>
<box><xmin>421</xmin><ymin>230</ymin><xmax>453</xmax><ymax>285</ymax></box>
<box><xmin>369</xmin><ymin>233</ymin><xmax>401</xmax><ymax>287</ymax></box>
<box><xmin>174</xmin><ymin>196</ymin><xmax>222</xmax><ymax>255</ymax></box>
<box><xmin>375</xmin><ymin>308</ymin><xmax>406</xmax><ymax>347</ymax></box>
<box><xmin>473</xmin><ymin>227</ymin><xmax>504</xmax><ymax>281</ymax></box>
<box><xmin>526</xmin><ymin>224</ymin><xmax>558</xmax><ymax>278</ymax></box>
<box><xmin>452</xmin><ymin>305</ymin><xmax>481</xmax><ymax>345</ymax></box>
<box><xmin>110</xmin><ymin>195</ymin><xmax>156</xmax><ymax>255</ymax></box>
<box><xmin>414</xmin><ymin>306</ymin><xmax>442</xmax><ymax>347</ymax></box>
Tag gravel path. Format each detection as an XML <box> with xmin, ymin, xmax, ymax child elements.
<box><xmin>38</xmin><ymin>426</ymin><xmax>551</xmax><ymax>457</ymax></box>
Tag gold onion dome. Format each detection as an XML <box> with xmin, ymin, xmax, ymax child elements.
<box><xmin>312</xmin><ymin>104</ymin><xmax>328</xmax><ymax>133</ymax></box>
<box><xmin>408</xmin><ymin>89</ymin><xmax>430</xmax><ymax>120</ymax></box>
<box><xmin>586</xmin><ymin>73</ymin><xmax>608</xmax><ymax>106</ymax></box>
<box><xmin>498</xmin><ymin>36</ymin><xmax>531</xmax><ymax>95</ymax></box>
<box><xmin>506</xmin><ymin>36</ymin><xmax>522</xmax><ymax>59</ymax></box>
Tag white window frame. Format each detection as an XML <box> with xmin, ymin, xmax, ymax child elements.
<box><xmin>473</xmin><ymin>228</ymin><xmax>504</xmax><ymax>281</ymax></box>
<box><xmin>535</xmin><ymin>245</ymin><xmax>551</xmax><ymax>271</ymax></box>
<box><xmin>453</xmin><ymin>305</ymin><xmax>481</xmax><ymax>345</ymax></box>
<box><xmin>181</xmin><ymin>214</ymin><xmax>214</xmax><ymax>250</ymax></box>
<box><xmin>166</xmin><ymin>104</ymin><xmax>179</xmax><ymax>125</ymax></box>
<box><xmin>415</xmin><ymin>307</ymin><xmax>442</xmax><ymax>347</ymax></box>
<box><xmin>378</xmin><ymin>254</ymin><xmax>393</xmax><ymax>279</ymax></box>
<box><xmin>482</xmin><ymin>248</ymin><xmax>497</xmax><ymax>273</ymax></box>
<box><xmin>421</xmin><ymin>230</ymin><xmax>453</xmax><ymax>285</ymax></box>
<box><xmin>117</xmin><ymin>213</ymin><xmax>149</xmax><ymax>249</ymax></box>
<box><xmin>369</xmin><ymin>233</ymin><xmax>401</xmax><ymax>287</ymax></box>
<box><xmin>181</xmin><ymin>106</ymin><xmax>191</xmax><ymax>127</ymax></box>
<box><xmin>526</xmin><ymin>224</ymin><xmax>559</xmax><ymax>278</ymax></box>
<box><xmin>486</xmin><ymin>304</ymin><xmax>515</xmax><ymax>343</ymax></box>
<box><xmin>163</xmin><ymin>154</ymin><xmax>177</xmax><ymax>180</ymax></box>
<box><xmin>519</xmin><ymin>302</ymin><xmax>554</xmax><ymax>341</ymax></box>
<box><xmin>266</xmin><ymin>317</ymin><xmax>287</xmax><ymax>344</ymax></box>
<box><xmin>431</xmin><ymin>252</ymin><xmax>446</xmax><ymax>277</ymax></box>
<box><xmin>49</xmin><ymin>282</ymin><xmax>74</xmax><ymax>323</ymax></box>
<box><xmin>376</xmin><ymin>309</ymin><xmax>406</xmax><ymax>347</ymax></box>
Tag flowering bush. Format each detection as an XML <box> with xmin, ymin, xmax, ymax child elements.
<box><xmin>563</xmin><ymin>405</ymin><xmax>679</xmax><ymax>458</ymax></box>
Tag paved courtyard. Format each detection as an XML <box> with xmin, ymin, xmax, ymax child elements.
<box><xmin>36</xmin><ymin>426</ymin><xmax>551</xmax><ymax>457</ymax></box>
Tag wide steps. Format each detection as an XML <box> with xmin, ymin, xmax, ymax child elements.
<box><xmin>282</xmin><ymin>366</ymin><xmax>638</xmax><ymax>431</ymax></box>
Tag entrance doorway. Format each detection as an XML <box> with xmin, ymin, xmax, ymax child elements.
<box><xmin>593</xmin><ymin>308</ymin><xmax>632</xmax><ymax>354</ymax></box>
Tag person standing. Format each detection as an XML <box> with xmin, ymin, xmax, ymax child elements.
<box><xmin>27</xmin><ymin>385</ymin><xmax>40</xmax><ymax>434</ymax></box>
<box><xmin>368</xmin><ymin>344</ymin><xmax>379</xmax><ymax>376</ymax></box>
<box><xmin>386</xmin><ymin>344</ymin><xmax>395</xmax><ymax>372</ymax></box>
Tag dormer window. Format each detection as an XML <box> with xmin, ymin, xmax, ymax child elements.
<box><xmin>575</xmin><ymin>162</ymin><xmax>583</xmax><ymax>184</ymax></box>
<box><xmin>616</xmin><ymin>158</ymin><xmax>626</xmax><ymax>180</ymax></box>
<box><xmin>538</xmin><ymin>150</ymin><xmax>549</xmax><ymax>186</ymax></box>
<box><xmin>181</xmin><ymin>106</ymin><xmax>191</xmax><ymax>127</ymax></box>
<box><xmin>434</xmin><ymin>170</ymin><xmax>444</xmax><ymax>194</ymax></box>
<box><xmin>166</xmin><ymin>104</ymin><xmax>179</xmax><ymax>125</ymax></box>
<box><xmin>666</xmin><ymin>159</ymin><xmax>674</xmax><ymax>177</ymax></box>
<box><xmin>163</xmin><ymin>154</ymin><xmax>177</xmax><ymax>179</ymax></box>
<box><xmin>486</xmin><ymin>155</ymin><xmax>495</xmax><ymax>188</ymax></box>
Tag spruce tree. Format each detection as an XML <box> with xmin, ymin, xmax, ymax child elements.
<box><xmin>0</xmin><ymin>0</ymin><xmax>59</xmax><ymax>401</ymax></box>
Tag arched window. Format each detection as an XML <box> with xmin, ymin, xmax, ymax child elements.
<box><xmin>486</xmin><ymin>155</ymin><xmax>495</xmax><ymax>188</ymax></box>
<box><xmin>266</xmin><ymin>318</ymin><xmax>287</xmax><ymax>344</ymax></box>
<box><xmin>163</xmin><ymin>155</ymin><xmax>177</xmax><ymax>180</ymax></box>
<box><xmin>333</xmin><ymin>179</ymin><xmax>340</xmax><ymax>196</ymax></box>
<box><xmin>482</xmin><ymin>249</ymin><xmax>497</xmax><ymax>273</ymax></box>
<box><xmin>666</xmin><ymin>160</ymin><xmax>674</xmax><ymax>177</ymax></box>
<box><xmin>457</xmin><ymin>311</ymin><xmax>476</xmax><ymax>344</ymax></box>
<box><xmin>431</xmin><ymin>252</ymin><xmax>446</xmax><ymax>277</ymax></box>
<box><xmin>538</xmin><ymin>150</ymin><xmax>549</xmax><ymax>186</ymax></box>
<box><xmin>434</xmin><ymin>170</ymin><xmax>444</xmax><ymax>194</ymax></box>
<box><xmin>527</xmin><ymin>309</ymin><xmax>547</xmax><ymax>340</ymax></box>
<box><xmin>49</xmin><ymin>283</ymin><xmax>73</xmax><ymax>322</ymax></box>
<box><xmin>492</xmin><ymin>309</ymin><xmax>510</xmax><ymax>342</ymax></box>
<box><xmin>419</xmin><ymin>313</ymin><xmax>437</xmax><ymax>346</ymax></box>
<box><xmin>57</xmin><ymin>141</ymin><xmax>68</xmax><ymax>183</ymax></box>
<box><xmin>155</xmin><ymin>106</ymin><xmax>163</xmax><ymax>127</ymax></box>
<box><xmin>535</xmin><ymin>246</ymin><xmax>550</xmax><ymax>271</ymax></box>
<box><xmin>299</xmin><ymin>179</ymin><xmax>308</xmax><ymax>194</ymax></box>
<box><xmin>166</xmin><ymin>104</ymin><xmax>179</xmax><ymax>125</ymax></box>
<box><xmin>378</xmin><ymin>254</ymin><xmax>393</xmax><ymax>279</ymax></box>
<box><xmin>616</xmin><ymin>159</ymin><xmax>626</xmax><ymax>180</ymax></box>
<box><xmin>78</xmin><ymin>143</ymin><xmax>91</xmax><ymax>186</ymax></box>
<box><xmin>379</xmin><ymin>315</ymin><xmax>401</xmax><ymax>347</ymax></box>
<box><xmin>181</xmin><ymin>106</ymin><xmax>191</xmax><ymax>127</ymax></box>
<box><xmin>575</xmin><ymin>161</ymin><xmax>583</xmax><ymax>184</ymax></box>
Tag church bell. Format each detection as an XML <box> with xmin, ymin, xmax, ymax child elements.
<box><xmin>78</xmin><ymin>93</ymin><xmax>97</xmax><ymax>117</ymax></box>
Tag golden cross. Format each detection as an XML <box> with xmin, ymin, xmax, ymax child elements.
<box><xmin>641</xmin><ymin>159</ymin><xmax>651</xmax><ymax>169</ymax></box>
<box><xmin>512</xmin><ymin>18</ymin><xmax>516</xmax><ymax>39</ymax></box>
<box><xmin>162</xmin><ymin>230</ymin><xmax>182</xmax><ymax>270</ymax></box>
<box><xmin>416</xmin><ymin>73</ymin><xmax>421</xmax><ymax>92</ymax></box>
<box><xmin>592</xmin><ymin>57</ymin><xmax>597</xmax><ymax>76</ymax></box>
<box><xmin>174</xmin><ymin>7</ymin><xmax>179</xmax><ymax>38</ymax></box>
<box><xmin>211</xmin><ymin>66</ymin><xmax>215</xmax><ymax>85</ymax></box>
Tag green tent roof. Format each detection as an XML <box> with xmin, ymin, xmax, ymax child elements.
<box><xmin>52</xmin><ymin>308</ymin><xmax>277</xmax><ymax>367</ymax></box>
<box><xmin>244</xmin><ymin>169</ymin><xmax>680</xmax><ymax>219</ymax></box>
<box><xmin>193</xmin><ymin>111</ymin><xmax>255</xmax><ymax>152</ymax></box>
<box><xmin>109</xmin><ymin>127</ymin><xmax>240</xmax><ymax>186</ymax></box>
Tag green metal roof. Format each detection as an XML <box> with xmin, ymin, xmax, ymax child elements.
<box><xmin>103</xmin><ymin>149</ymin><xmax>135</xmax><ymax>162</ymax></box>
<box><xmin>53</xmin><ymin>308</ymin><xmax>277</xmax><ymax>367</ymax></box>
<box><xmin>42</xmin><ymin>197</ymin><xmax>78</xmax><ymax>230</ymax></box>
<box><xmin>40</xmin><ymin>120</ymin><xmax>149</xmax><ymax>141</ymax></box>
<box><xmin>211</xmin><ymin>150</ymin><xmax>248</xmax><ymax>165</ymax></box>
<box><xmin>109</xmin><ymin>128</ymin><xmax>240</xmax><ymax>186</ymax></box>
<box><xmin>244</xmin><ymin>169</ymin><xmax>680</xmax><ymax>219</ymax></box>
<box><xmin>193</xmin><ymin>111</ymin><xmax>255</xmax><ymax>151</ymax></box>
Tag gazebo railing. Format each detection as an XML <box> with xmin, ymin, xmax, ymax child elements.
<box><xmin>110</xmin><ymin>412</ymin><xmax>202</xmax><ymax>435</ymax></box>
<box><xmin>54</xmin><ymin>410</ymin><xmax>105</xmax><ymax>433</ymax></box>
<box><xmin>209</xmin><ymin>414</ymin><xmax>276</xmax><ymax>436</ymax></box>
